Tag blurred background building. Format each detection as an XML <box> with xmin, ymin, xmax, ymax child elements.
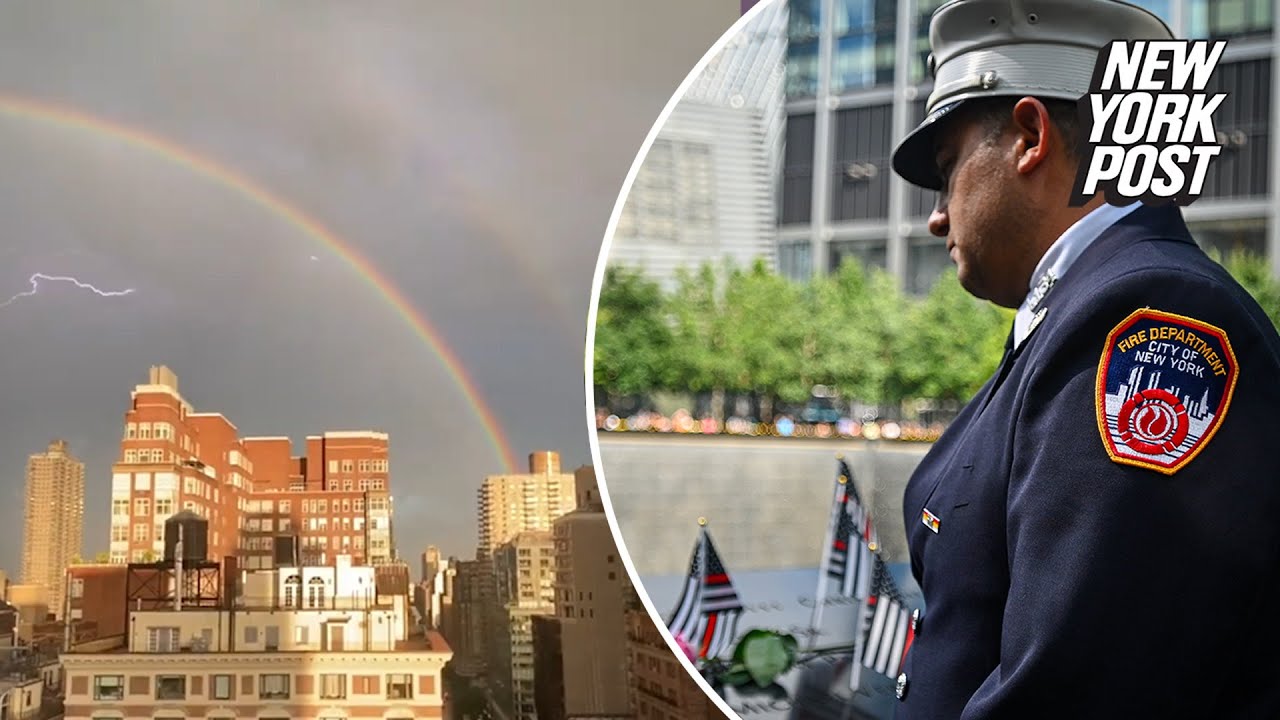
<box><xmin>610</xmin><ymin>0</ymin><xmax>1277</xmax><ymax>292</ymax></box>
<box><xmin>608</xmin><ymin>0</ymin><xmax>789</xmax><ymax>290</ymax></box>
<box><xmin>778</xmin><ymin>0</ymin><xmax>1276</xmax><ymax>291</ymax></box>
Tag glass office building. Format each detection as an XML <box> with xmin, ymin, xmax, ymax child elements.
<box><xmin>609</xmin><ymin>0</ymin><xmax>789</xmax><ymax>290</ymax></box>
<box><xmin>776</xmin><ymin>0</ymin><xmax>1277</xmax><ymax>292</ymax></box>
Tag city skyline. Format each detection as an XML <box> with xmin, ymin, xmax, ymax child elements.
<box><xmin>0</xmin><ymin>0</ymin><xmax>742</xmax><ymax>575</ymax></box>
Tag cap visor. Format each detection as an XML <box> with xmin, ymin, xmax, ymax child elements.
<box><xmin>891</xmin><ymin>100</ymin><xmax>965</xmax><ymax>192</ymax></box>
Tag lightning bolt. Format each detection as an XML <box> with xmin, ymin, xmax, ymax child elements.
<box><xmin>0</xmin><ymin>273</ymin><xmax>136</xmax><ymax>309</ymax></box>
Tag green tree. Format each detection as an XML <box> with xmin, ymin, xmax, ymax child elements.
<box><xmin>1219</xmin><ymin>250</ymin><xmax>1280</xmax><ymax>330</ymax></box>
<box><xmin>593</xmin><ymin>265</ymin><xmax>674</xmax><ymax>400</ymax></box>
<box><xmin>721</xmin><ymin>259</ymin><xmax>805</xmax><ymax>420</ymax></box>
<box><xmin>93</xmin><ymin>551</ymin><xmax>111</xmax><ymax>563</ymax></box>
<box><xmin>894</xmin><ymin>269</ymin><xmax>1011</xmax><ymax>402</ymax></box>
<box><xmin>803</xmin><ymin>267</ymin><xmax>855</xmax><ymax>402</ymax></box>
<box><xmin>668</xmin><ymin>262</ymin><xmax>741</xmax><ymax>421</ymax></box>
<box><xmin>862</xmin><ymin>266</ymin><xmax>911</xmax><ymax>405</ymax></box>
<box><xmin>810</xmin><ymin>259</ymin><xmax>906</xmax><ymax>406</ymax></box>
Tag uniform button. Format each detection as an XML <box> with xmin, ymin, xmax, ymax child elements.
<box><xmin>911</xmin><ymin>608</ymin><xmax>922</xmax><ymax>635</ymax></box>
<box><xmin>896</xmin><ymin>672</ymin><xmax>909</xmax><ymax>700</ymax></box>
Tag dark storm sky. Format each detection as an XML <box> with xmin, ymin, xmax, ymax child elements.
<box><xmin>0</xmin><ymin>0</ymin><xmax>741</xmax><ymax>572</ymax></box>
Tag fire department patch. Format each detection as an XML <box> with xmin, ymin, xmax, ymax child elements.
<box><xmin>1096</xmin><ymin>309</ymin><xmax>1238</xmax><ymax>474</ymax></box>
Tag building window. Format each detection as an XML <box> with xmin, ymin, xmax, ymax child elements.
<box><xmin>354</xmin><ymin>499</ymin><xmax>364</xmax><ymax>513</ymax></box>
<box><xmin>147</xmin><ymin>627</ymin><xmax>180</xmax><ymax>652</ymax></box>
<box><xmin>294</xmin><ymin>626</ymin><xmax>309</xmax><ymax>644</ymax></box>
<box><xmin>211</xmin><ymin>674</ymin><xmax>233</xmax><ymax>700</ymax></box>
<box><xmin>112</xmin><ymin>499</ymin><xmax>129</xmax><ymax>516</ymax></box>
<box><xmin>155</xmin><ymin>499</ymin><xmax>173</xmax><ymax>516</ymax></box>
<box><xmin>133</xmin><ymin>524</ymin><xmax>149</xmax><ymax>542</ymax></box>
<box><xmin>307</xmin><ymin>577</ymin><xmax>327</xmax><ymax>608</ymax></box>
<box><xmin>341</xmin><ymin>460</ymin><xmax>354</xmax><ymax>473</ymax></box>
<box><xmin>359</xmin><ymin>459</ymin><xmax>370</xmax><ymax>473</ymax></box>
<box><xmin>258</xmin><ymin>673</ymin><xmax>290</xmax><ymax>700</ymax></box>
<box><xmin>93</xmin><ymin>675</ymin><xmax>124</xmax><ymax>700</ymax></box>
<box><xmin>244</xmin><ymin>626</ymin><xmax>258</xmax><ymax>644</ymax></box>
<box><xmin>111</xmin><ymin>526</ymin><xmax>129</xmax><ymax>543</ymax></box>
<box><xmin>386</xmin><ymin>674</ymin><xmax>414</xmax><ymax>700</ymax></box>
<box><xmin>320</xmin><ymin>673</ymin><xmax>347</xmax><ymax>699</ymax></box>
<box><xmin>284</xmin><ymin>576</ymin><xmax>301</xmax><ymax>608</ymax></box>
<box><xmin>126</xmin><ymin>423</ymin><xmax>137</xmax><ymax>439</ymax></box>
<box><xmin>124</xmin><ymin>449</ymin><xmax>138</xmax><ymax>464</ymax></box>
<box><xmin>155</xmin><ymin>675</ymin><xmax>186</xmax><ymax>700</ymax></box>
<box><xmin>1189</xmin><ymin>0</ymin><xmax>1273</xmax><ymax>39</ymax></box>
<box><xmin>135</xmin><ymin>498</ymin><xmax>150</xmax><ymax>516</ymax></box>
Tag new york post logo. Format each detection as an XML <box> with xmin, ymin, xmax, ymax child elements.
<box><xmin>1071</xmin><ymin>40</ymin><xmax>1229</xmax><ymax>207</ymax></box>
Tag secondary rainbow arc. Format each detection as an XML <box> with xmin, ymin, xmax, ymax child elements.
<box><xmin>0</xmin><ymin>93</ymin><xmax>519</xmax><ymax>473</ymax></box>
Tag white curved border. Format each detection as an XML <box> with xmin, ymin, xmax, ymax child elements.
<box><xmin>583</xmin><ymin>3</ymin><xmax>780</xmax><ymax>719</ymax></box>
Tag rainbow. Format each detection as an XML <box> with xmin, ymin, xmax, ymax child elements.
<box><xmin>0</xmin><ymin>93</ymin><xmax>519</xmax><ymax>473</ymax></box>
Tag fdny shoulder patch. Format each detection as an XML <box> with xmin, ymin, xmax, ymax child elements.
<box><xmin>1095</xmin><ymin>308</ymin><xmax>1238</xmax><ymax>475</ymax></box>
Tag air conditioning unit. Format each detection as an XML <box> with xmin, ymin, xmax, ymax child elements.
<box><xmin>845</xmin><ymin>162</ymin><xmax>879</xmax><ymax>181</ymax></box>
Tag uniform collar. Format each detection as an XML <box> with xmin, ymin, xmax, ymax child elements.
<box><xmin>1013</xmin><ymin>202</ymin><xmax>1143</xmax><ymax>349</ymax></box>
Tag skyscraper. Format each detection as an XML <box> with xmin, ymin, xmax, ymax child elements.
<box><xmin>476</xmin><ymin>451</ymin><xmax>578</xmax><ymax>558</ymax></box>
<box><xmin>21</xmin><ymin>439</ymin><xmax>85</xmax><ymax>619</ymax></box>
<box><xmin>422</xmin><ymin>545</ymin><xmax>441</xmax><ymax>585</ymax></box>
<box><xmin>492</xmin><ymin>530</ymin><xmax>557</xmax><ymax>720</ymax></box>
<box><xmin>533</xmin><ymin>466</ymin><xmax>633</xmax><ymax>720</ymax></box>
<box><xmin>470</xmin><ymin>451</ymin><xmax>577</xmax><ymax>717</ymax></box>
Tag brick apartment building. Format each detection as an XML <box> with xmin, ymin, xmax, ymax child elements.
<box><xmin>106</xmin><ymin>366</ymin><xmax>394</xmax><ymax>570</ymax></box>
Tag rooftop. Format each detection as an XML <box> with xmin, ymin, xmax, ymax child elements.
<box><xmin>0</xmin><ymin>676</ymin><xmax>41</xmax><ymax>695</ymax></box>
<box><xmin>397</xmin><ymin>632</ymin><xmax>451</xmax><ymax>653</ymax></box>
<box><xmin>69</xmin><ymin>631</ymin><xmax>452</xmax><ymax>656</ymax></box>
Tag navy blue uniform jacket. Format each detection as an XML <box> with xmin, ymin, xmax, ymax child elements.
<box><xmin>896</xmin><ymin>203</ymin><xmax>1280</xmax><ymax>719</ymax></box>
